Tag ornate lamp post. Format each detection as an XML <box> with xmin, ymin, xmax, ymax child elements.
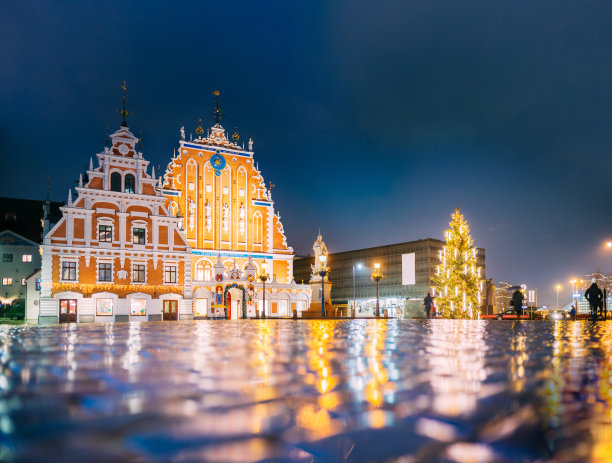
<box><xmin>555</xmin><ymin>284</ymin><xmax>562</xmax><ymax>311</ymax></box>
<box><xmin>371</xmin><ymin>262</ymin><xmax>385</xmax><ymax>317</ymax></box>
<box><xmin>318</xmin><ymin>255</ymin><xmax>328</xmax><ymax>317</ymax></box>
<box><xmin>258</xmin><ymin>262</ymin><xmax>269</xmax><ymax>318</ymax></box>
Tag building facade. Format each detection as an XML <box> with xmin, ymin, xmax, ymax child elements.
<box><xmin>38</xmin><ymin>122</ymin><xmax>192</xmax><ymax>323</ymax></box>
<box><xmin>162</xmin><ymin>117</ymin><xmax>311</xmax><ymax>318</ymax></box>
<box><xmin>0</xmin><ymin>197</ymin><xmax>62</xmax><ymax>311</ymax></box>
<box><xmin>294</xmin><ymin>239</ymin><xmax>486</xmax><ymax>318</ymax></box>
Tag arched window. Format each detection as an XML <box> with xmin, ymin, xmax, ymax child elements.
<box><xmin>196</xmin><ymin>261</ymin><xmax>212</xmax><ymax>281</ymax></box>
<box><xmin>254</xmin><ymin>212</ymin><xmax>262</xmax><ymax>244</ymax></box>
<box><xmin>110</xmin><ymin>172</ymin><xmax>122</xmax><ymax>192</ymax></box>
<box><xmin>124</xmin><ymin>174</ymin><xmax>135</xmax><ymax>194</ymax></box>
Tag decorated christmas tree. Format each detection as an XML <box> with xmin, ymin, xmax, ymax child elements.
<box><xmin>432</xmin><ymin>209</ymin><xmax>483</xmax><ymax>319</ymax></box>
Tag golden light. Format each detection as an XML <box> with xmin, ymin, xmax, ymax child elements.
<box><xmin>606</xmin><ymin>241</ymin><xmax>612</xmax><ymax>249</ymax></box>
<box><xmin>319</xmin><ymin>255</ymin><xmax>327</xmax><ymax>264</ymax></box>
<box><xmin>261</xmin><ymin>261</ymin><xmax>267</xmax><ymax>272</ymax></box>
<box><xmin>556</xmin><ymin>284</ymin><xmax>562</xmax><ymax>290</ymax></box>
<box><xmin>374</xmin><ymin>262</ymin><xmax>380</xmax><ymax>270</ymax></box>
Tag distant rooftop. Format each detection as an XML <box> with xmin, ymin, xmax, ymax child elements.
<box><xmin>0</xmin><ymin>197</ymin><xmax>63</xmax><ymax>243</ymax></box>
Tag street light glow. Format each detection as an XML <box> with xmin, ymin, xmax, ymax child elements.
<box><xmin>374</xmin><ymin>262</ymin><xmax>380</xmax><ymax>270</ymax></box>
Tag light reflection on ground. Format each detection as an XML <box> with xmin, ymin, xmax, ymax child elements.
<box><xmin>1</xmin><ymin>319</ymin><xmax>611</xmax><ymax>462</ymax></box>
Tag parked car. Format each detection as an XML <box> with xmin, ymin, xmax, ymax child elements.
<box><xmin>546</xmin><ymin>310</ymin><xmax>569</xmax><ymax>321</ymax></box>
<box><xmin>495</xmin><ymin>309</ymin><xmax>530</xmax><ymax>320</ymax></box>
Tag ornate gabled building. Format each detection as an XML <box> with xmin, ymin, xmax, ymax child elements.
<box><xmin>162</xmin><ymin>103</ymin><xmax>311</xmax><ymax>319</ymax></box>
<box><xmin>38</xmin><ymin>115</ymin><xmax>192</xmax><ymax>323</ymax></box>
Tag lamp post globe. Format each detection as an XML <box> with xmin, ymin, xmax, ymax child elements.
<box><xmin>371</xmin><ymin>262</ymin><xmax>384</xmax><ymax>318</ymax></box>
<box><xmin>258</xmin><ymin>262</ymin><xmax>269</xmax><ymax>318</ymax></box>
<box><xmin>318</xmin><ymin>255</ymin><xmax>328</xmax><ymax>317</ymax></box>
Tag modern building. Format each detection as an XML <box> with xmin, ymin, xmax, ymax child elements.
<box><xmin>294</xmin><ymin>239</ymin><xmax>486</xmax><ymax>318</ymax></box>
<box><xmin>0</xmin><ymin>197</ymin><xmax>62</xmax><ymax>309</ymax></box>
<box><xmin>162</xmin><ymin>103</ymin><xmax>311</xmax><ymax>318</ymax></box>
<box><xmin>37</xmin><ymin>116</ymin><xmax>192</xmax><ymax>324</ymax></box>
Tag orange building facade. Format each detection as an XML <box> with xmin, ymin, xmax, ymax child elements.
<box><xmin>38</xmin><ymin>123</ymin><xmax>192</xmax><ymax>323</ymax></box>
<box><xmin>162</xmin><ymin>120</ymin><xmax>311</xmax><ymax>318</ymax></box>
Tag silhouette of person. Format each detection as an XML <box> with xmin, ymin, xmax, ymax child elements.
<box><xmin>585</xmin><ymin>278</ymin><xmax>603</xmax><ymax>319</ymax></box>
<box><xmin>424</xmin><ymin>293</ymin><xmax>433</xmax><ymax>319</ymax></box>
<box><xmin>511</xmin><ymin>289</ymin><xmax>525</xmax><ymax>316</ymax></box>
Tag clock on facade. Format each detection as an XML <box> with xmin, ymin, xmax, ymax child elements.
<box><xmin>210</xmin><ymin>153</ymin><xmax>226</xmax><ymax>176</ymax></box>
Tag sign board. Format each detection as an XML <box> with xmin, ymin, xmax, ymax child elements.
<box><xmin>401</xmin><ymin>253</ymin><xmax>415</xmax><ymax>285</ymax></box>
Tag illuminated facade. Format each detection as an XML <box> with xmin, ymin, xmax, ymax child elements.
<box><xmin>162</xmin><ymin>116</ymin><xmax>311</xmax><ymax>318</ymax></box>
<box><xmin>38</xmin><ymin>122</ymin><xmax>191</xmax><ymax>323</ymax></box>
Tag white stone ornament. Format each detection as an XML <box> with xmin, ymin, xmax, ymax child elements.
<box><xmin>118</xmin><ymin>144</ymin><xmax>129</xmax><ymax>155</ymax></box>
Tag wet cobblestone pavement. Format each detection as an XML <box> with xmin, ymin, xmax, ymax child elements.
<box><xmin>1</xmin><ymin>320</ymin><xmax>611</xmax><ymax>462</ymax></box>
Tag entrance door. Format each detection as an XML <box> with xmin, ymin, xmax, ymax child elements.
<box><xmin>59</xmin><ymin>299</ymin><xmax>77</xmax><ymax>323</ymax></box>
<box><xmin>163</xmin><ymin>300</ymin><xmax>178</xmax><ymax>321</ymax></box>
<box><xmin>226</xmin><ymin>292</ymin><xmax>231</xmax><ymax>319</ymax></box>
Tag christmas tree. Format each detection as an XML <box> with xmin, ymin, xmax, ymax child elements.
<box><xmin>432</xmin><ymin>209</ymin><xmax>483</xmax><ymax>319</ymax></box>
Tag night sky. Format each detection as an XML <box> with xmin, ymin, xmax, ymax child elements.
<box><xmin>2</xmin><ymin>1</ymin><xmax>612</xmax><ymax>306</ymax></box>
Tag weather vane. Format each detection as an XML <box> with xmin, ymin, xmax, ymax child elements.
<box><xmin>212</xmin><ymin>90</ymin><xmax>222</xmax><ymax>124</ymax></box>
<box><xmin>232</xmin><ymin>127</ymin><xmax>239</xmax><ymax>142</ymax></box>
<box><xmin>117</xmin><ymin>81</ymin><xmax>129</xmax><ymax>127</ymax></box>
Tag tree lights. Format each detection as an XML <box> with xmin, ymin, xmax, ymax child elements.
<box><xmin>432</xmin><ymin>209</ymin><xmax>483</xmax><ymax>319</ymax></box>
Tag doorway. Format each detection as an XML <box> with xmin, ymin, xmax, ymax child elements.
<box><xmin>163</xmin><ymin>300</ymin><xmax>178</xmax><ymax>321</ymax></box>
<box><xmin>228</xmin><ymin>287</ymin><xmax>243</xmax><ymax>320</ymax></box>
<box><xmin>59</xmin><ymin>299</ymin><xmax>77</xmax><ymax>323</ymax></box>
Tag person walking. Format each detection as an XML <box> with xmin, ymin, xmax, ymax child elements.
<box><xmin>511</xmin><ymin>289</ymin><xmax>525</xmax><ymax>316</ymax></box>
<box><xmin>585</xmin><ymin>278</ymin><xmax>603</xmax><ymax>321</ymax></box>
<box><xmin>424</xmin><ymin>293</ymin><xmax>433</xmax><ymax>319</ymax></box>
<box><xmin>570</xmin><ymin>305</ymin><xmax>576</xmax><ymax>321</ymax></box>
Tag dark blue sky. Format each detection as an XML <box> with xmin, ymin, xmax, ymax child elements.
<box><xmin>2</xmin><ymin>0</ymin><xmax>612</xmax><ymax>305</ymax></box>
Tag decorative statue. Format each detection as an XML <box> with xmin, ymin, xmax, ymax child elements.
<box><xmin>239</xmin><ymin>203</ymin><xmax>245</xmax><ymax>235</ymax></box>
<box><xmin>188</xmin><ymin>198</ymin><xmax>196</xmax><ymax>231</ymax></box>
<box><xmin>180</xmin><ymin>126</ymin><xmax>185</xmax><ymax>141</ymax></box>
<box><xmin>313</xmin><ymin>232</ymin><xmax>328</xmax><ymax>273</ymax></box>
<box><xmin>205</xmin><ymin>200</ymin><xmax>212</xmax><ymax>233</ymax></box>
<box><xmin>248</xmin><ymin>137</ymin><xmax>253</xmax><ymax>151</ymax></box>
<box><xmin>222</xmin><ymin>202</ymin><xmax>229</xmax><ymax>234</ymax></box>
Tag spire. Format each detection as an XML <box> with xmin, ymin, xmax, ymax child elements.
<box><xmin>212</xmin><ymin>90</ymin><xmax>222</xmax><ymax>124</ymax></box>
<box><xmin>105</xmin><ymin>125</ymin><xmax>110</xmax><ymax>147</ymax></box>
<box><xmin>89</xmin><ymin>157</ymin><xmax>93</xmax><ymax>171</ymax></box>
<box><xmin>46</xmin><ymin>177</ymin><xmax>50</xmax><ymax>201</ymax></box>
<box><xmin>152</xmin><ymin>166</ymin><xmax>156</xmax><ymax>180</ymax></box>
<box><xmin>195</xmin><ymin>118</ymin><xmax>204</xmax><ymax>136</ymax></box>
<box><xmin>118</xmin><ymin>81</ymin><xmax>129</xmax><ymax>127</ymax></box>
<box><xmin>67</xmin><ymin>189</ymin><xmax>72</xmax><ymax>207</ymax></box>
<box><xmin>79</xmin><ymin>174</ymin><xmax>83</xmax><ymax>188</ymax></box>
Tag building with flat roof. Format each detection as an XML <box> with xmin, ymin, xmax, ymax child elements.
<box><xmin>294</xmin><ymin>239</ymin><xmax>486</xmax><ymax>318</ymax></box>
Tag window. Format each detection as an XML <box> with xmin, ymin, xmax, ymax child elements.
<box><xmin>96</xmin><ymin>299</ymin><xmax>113</xmax><ymax>316</ymax></box>
<box><xmin>4</xmin><ymin>212</ymin><xmax>16</xmax><ymax>221</ymax></box>
<box><xmin>35</xmin><ymin>278</ymin><xmax>41</xmax><ymax>291</ymax></box>
<box><xmin>124</xmin><ymin>174</ymin><xmax>135</xmax><ymax>194</ymax></box>
<box><xmin>99</xmin><ymin>224</ymin><xmax>112</xmax><ymax>242</ymax></box>
<box><xmin>254</xmin><ymin>212</ymin><xmax>262</xmax><ymax>244</ymax></box>
<box><xmin>22</xmin><ymin>254</ymin><xmax>32</xmax><ymax>263</ymax></box>
<box><xmin>98</xmin><ymin>263</ymin><xmax>112</xmax><ymax>282</ymax></box>
<box><xmin>110</xmin><ymin>172</ymin><xmax>122</xmax><ymax>192</ymax></box>
<box><xmin>61</xmin><ymin>261</ymin><xmax>77</xmax><ymax>281</ymax></box>
<box><xmin>2</xmin><ymin>277</ymin><xmax>12</xmax><ymax>286</ymax></box>
<box><xmin>133</xmin><ymin>228</ymin><xmax>145</xmax><ymax>244</ymax></box>
<box><xmin>3</xmin><ymin>254</ymin><xmax>13</xmax><ymax>263</ymax></box>
<box><xmin>132</xmin><ymin>264</ymin><xmax>146</xmax><ymax>283</ymax></box>
<box><xmin>130</xmin><ymin>298</ymin><xmax>146</xmax><ymax>316</ymax></box>
<box><xmin>165</xmin><ymin>265</ymin><xmax>177</xmax><ymax>284</ymax></box>
<box><xmin>21</xmin><ymin>278</ymin><xmax>26</xmax><ymax>286</ymax></box>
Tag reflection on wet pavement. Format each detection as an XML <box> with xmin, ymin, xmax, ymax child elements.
<box><xmin>1</xmin><ymin>320</ymin><xmax>611</xmax><ymax>462</ymax></box>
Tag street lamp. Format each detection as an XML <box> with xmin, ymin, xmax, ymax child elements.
<box><xmin>555</xmin><ymin>284</ymin><xmax>562</xmax><ymax>310</ymax></box>
<box><xmin>318</xmin><ymin>255</ymin><xmax>328</xmax><ymax>317</ymax></box>
<box><xmin>371</xmin><ymin>262</ymin><xmax>385</xmax><ymax>317</ymax></box>
<box><xmin>258</xmin><ymin>262</ymin><xmax>269</xmax><ymax>318</ymax></box>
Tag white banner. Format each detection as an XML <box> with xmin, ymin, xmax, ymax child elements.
<box><xmin>402</xmin><ymin>253</ymin><xmax>415</xmax><ymax>285</ymax></box>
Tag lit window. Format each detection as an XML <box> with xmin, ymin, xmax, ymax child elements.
<box><xmin>3</xmin><ymin>254</ymin><xmax>13</xmax><ymax>263</ymax></box>
<box><xmin>96</xmin><ymin>298</ymin><xmax>113</xmax><ymax>316</ymax></box>
<box><xmin>35</xmin><ymin>279</ymin><xmax>41</xmax><ymax>291</ymax></box>
<box><xmin>133</xmin><ymin>228</ymin><xmax>146</xmax><ymax>244</ymax></box>
<box><xmin>2</xmin><ymin>277</ymin><xmax>13</xmax><ymax>286</ymax></box>
<box><xmin>164</xmin><ymin>265</ymin><xmax>177</xmax><ymax>284</ymax></box>
<box><xmin>21</xmin><ymin>278</ymin><xmax>26</xmax><ymax>286</ymax></box>
<box><xmin>132</xmin><ymin>264</ymin><xmax>146</xmax><ymax>283</ymax></box>
<box><xmin>22</xmin><ymin>254</ymin><xmax>33</xmax><ymax>263</ymax></box>
<box><xmin>110</xmin><ymin>172</ymin><xmax>122</xmax><ymax>192</ymax></box>
<box><xmin>204</xmin><ymin>269</ymin><xmax>211</xmax><ymax>281</ymax></box>
<box><xmin>130</xmin><ymin>298</ymin><xmax>146</xmax><ymax>316</ymax></box>
<box><xmin>61</xmin><ymin>261</ymin><xmax>77</xmax><ymax>281</ymax></box>
<box><xmin>98</xmin><ymin>263</ymin><xmax>112</xmax><ymax>282</ymax></box>
<box><xmin>99</xmin><ymin>225</ymin><xmax>113</xmax><ymax>242</ymax></box>
<box><xmin>124</xmin><ymin>174</ymin><xmax>135</xmax><ymax>194</ymax></box>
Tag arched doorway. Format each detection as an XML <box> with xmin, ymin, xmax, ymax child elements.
<box><xmin>223</xmin><ymin>284</ymin><xmax>247</xmax><ymax>319</ymax></box>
